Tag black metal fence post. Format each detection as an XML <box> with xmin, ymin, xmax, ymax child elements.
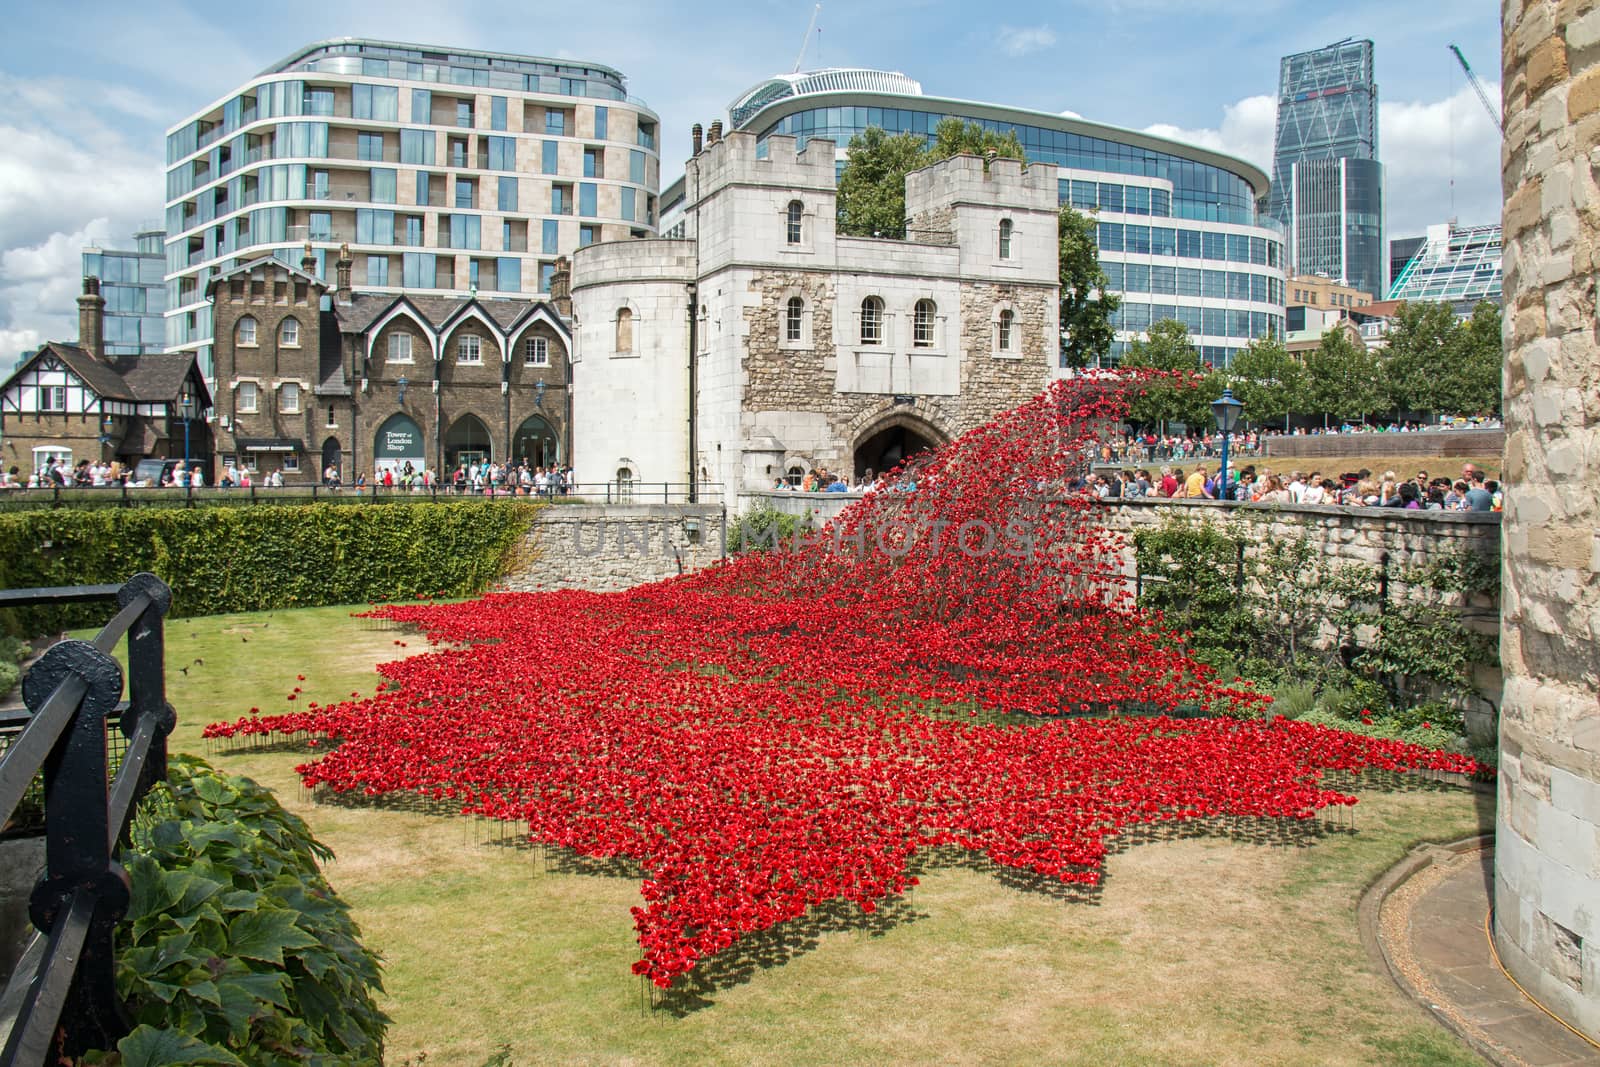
<box><xmin>119</xmin><ymin>573</ymin><xmax>175</xmax><ymax>797</ymax></box>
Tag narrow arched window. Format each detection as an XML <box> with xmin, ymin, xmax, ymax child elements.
<box><xmin>997</xmin><ymin>308</ymin><xmax>1016</xmax><ymax>352</ymax></box>
<box><xmin>860</xmin><ymin>296</ymin><xmax>884</xmax><ymax>345</ymax></box>
<box><xmin>236</xmin><ymin>316</ymin><xmax>258</xmax><ymax>346</ymax></box>
<box><xmin>616</xmin><ymin>307</ymin><xmax>633</xmax><ymax>353</ymax></box>
<box><xmin>279</xmin><ymin>317</ymin><xmax>300</xmax><ymax>347</ymax></box>
<box><xmin>786</xmin><ymin>200</ymin><xmax>803</xmax><ymax>244</ymax></box>
<box><xmin>616</xmin><ymin>465</ymin><xmax>634</xmax><ymax>501</ymax></box>
<box><xmin>785</xmin><ymin>296</ymin><xmax>804</xmax><ymax>342</ymax></box>
<box><xmin>913</xmin><ymin>299</ymin><xmax>936</xmax><ymax>348</ymax></box>
<box><xmin>998</xmin><ymin>218</ymin><xmax>1013</xmax><ymax>259</ymax></box>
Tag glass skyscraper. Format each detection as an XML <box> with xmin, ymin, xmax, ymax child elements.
<box><xmin>81</xmin><ymin>230</ymin><xmax>168</xmax><ymax>355</ymax></box>
<box><xmin>1268</xmin><ymin>40</ymin><xmax>1385</xmax><ymax>300</ymax></box>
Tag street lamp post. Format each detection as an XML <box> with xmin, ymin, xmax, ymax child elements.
<box><xmin>178</xmin><ymin>394</ymin><xmax>195</xmax><ymax>471</ymax></box>
<box><xmin>1211</xmin><ymin>388</ymin><xmax>1244</xmax><ymax>502</ymax></box>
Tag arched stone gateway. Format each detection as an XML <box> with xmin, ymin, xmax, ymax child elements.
<box><xmin>851</xmin><ymin>412</ymin><xmax>947</xmax><ymax>480</ymax></box>
<box><xmin>320</xmin><ymin>436</ymin><xmax>341</xmax><ymax>481</ymax></box>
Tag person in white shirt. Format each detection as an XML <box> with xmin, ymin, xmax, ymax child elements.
<box><xmin>1287</xmin><ymin>472</ymin><xmax>1305</xmax><ymax>503</ymax></box>
<box><xmin>189</xmin><ymin>464</ymin><xmax>205</xmax><ymax>489</ymax></box>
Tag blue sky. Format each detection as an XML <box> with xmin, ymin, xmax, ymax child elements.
<box><xmin>0</xmin><ymin>0</ymin><xmax>1502</xmax><ymax>361</ymax></box>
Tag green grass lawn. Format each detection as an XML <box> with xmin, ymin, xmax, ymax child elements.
<box><xmin>116</xmin><ymin>604</ymin><xmax>1489</xmax><ymax>1066</ymax></box>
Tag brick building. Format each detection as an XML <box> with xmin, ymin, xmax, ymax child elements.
<box><xmin>208</xmin><ymin>245</ymin><xmax>570</xmax><ymax>483</ymax></box>
<box><xmin>0</xmin><ymin>278</ymin><xmax>209</xmax><ymax>478</ymax></box>
<box><xmin>569</xmin><ymin>129</ymin><xmax>1060</xmax><ymax>501</ymax></box>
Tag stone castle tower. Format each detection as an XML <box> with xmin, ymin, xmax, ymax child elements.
<box><xmin>1496</xmin><ymin>0</ymin><xmax>1600</xmax><ymax>1037</ymax></box>
<box><xmin>569</xmin><ymin>129</ymin><xmax>1060</xmax><ymax>503</ymax></box>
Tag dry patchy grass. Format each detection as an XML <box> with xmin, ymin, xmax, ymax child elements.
<box><xmin>141</xmin><ymin>605</ymin><xmax>1488</xmax><ymax>1067</ymax></box>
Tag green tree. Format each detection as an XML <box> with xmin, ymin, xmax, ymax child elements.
<box><xmin>927</xmin><ymin>117</ymin><xmax>1026</xmax><ymax>162</ymax></box>
<box><xmin>838</xmin><ymin>121</ymin><xmax>1026</xmax><ymax>239</ymax></box>
<box><xmin>1059</xmin><ymin>206</ymin><xmax>1120</xmax><ymax>369</ymax></box>
<box><xmin>836</xmin><ymin>127</ymin><xmax>928</xmax><ymax>238</ymax></box>
<box><xmin>1303</xmin><ymin>326</ymin><xmax>1383</xmax><ymax>425</ymax></box>
<box><xmin>1380</xmin><ymin>301</ymin><xmax>1460</xmax><ymax>414</ymax></box>
<box><xmin>1448</xmin><ymin>301</ymin><xmax>1503</xmax><ymax>416</ymax></box>
<box><xmin>1122</xmin><ymin>320</ymin><xmax>1208</xmax><ymax>428</ymax></box>
<box><xmin>1223</xmin><ymin>337</ymin><xmax>1305</xmax><ymax>428</ymax></box>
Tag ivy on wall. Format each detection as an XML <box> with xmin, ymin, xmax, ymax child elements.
<box><xmin>0</xmin><ymin>501</ymin><xmax>542</xmax><ymax>633</ymax></box>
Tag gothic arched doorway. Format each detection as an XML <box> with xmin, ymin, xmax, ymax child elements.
<box><xmin>512</xmin><ymin>414</ymin><xmax>560</xmax><ymax>468</ymax></box>
<box><xmin>852</xmin><ymin>414</ymin><xmax>946</xmax><ymax>480</ymax></box>
<box><xmin>373</xmin><ymin>413</ymin><xmax>425</xmax><ymax>477</ymax></box>
<box><xmin>320</xmin><ymin>436</ymin><xmax>342</xmax><ymax>482</ymax></box>
<box><xmin>444</xmin><ymin>413</ymin><xmax>493</xmax><ymax>474</ymax></box>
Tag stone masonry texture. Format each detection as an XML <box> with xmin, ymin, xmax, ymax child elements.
<box><xmin>1495</xmin><ymin>0</ymin><xmax>1600</xmax><ymax>1039</ymax></box>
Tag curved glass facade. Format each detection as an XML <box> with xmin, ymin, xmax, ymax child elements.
<box><xmin>764</xmin><ymin>105</ymin><xmax>1260</xmax><ymax>226</ymax></box>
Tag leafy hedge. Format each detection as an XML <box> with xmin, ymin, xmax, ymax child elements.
<box><xmin>0</xmin><ymin>501</ymin><xmax>542</xmax><ymax>633</ymax></box>
<box><xmin>86</xmin><ymin>756</ymin><xmax>388</xmax><ymax>1066</ymax></box>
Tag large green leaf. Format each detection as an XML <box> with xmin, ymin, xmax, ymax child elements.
<box><xmin>116</xmin><ymin>1025</ymin><xmax>245</xmax><ymax>1067</ymax></box>
<box><xmin>225</xmin><ymin>909</ymin><xmax>320</xmax><ymax>965</ymax></box>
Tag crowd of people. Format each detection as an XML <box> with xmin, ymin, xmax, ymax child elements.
<box><xmin>340</xmin><ymin>460</ymin><xmax>579</xmax><ymax>496</ymax></box>
<box><xmin>1084</xmin><ymin>461</ymin><xmax>1502</xmax><ymax>512</ymax></box>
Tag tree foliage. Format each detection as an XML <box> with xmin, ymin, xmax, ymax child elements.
<box><xmin>1301</xmin><ymin>326</ymin><xmax>1384</xmax><ymax>424</ymax></box>
<box><xmin>1120</xmin><ymin>320</ymin><xmax>1212</xmax><ymax>428</ymax></box>
<box><xmin>1059</xmin><ymin>206</ymin><xmax>1120</xmax><ymax>369</ymax></box>
<box><xmin>837</xmin><ymin>120</ymin><xmax>1025</xmax><ymax>239</ymax></box>
<box><xmin>1221</xmin><ymin>337</ymin><xmax>1305</xmax><ymax>427</ymax></box>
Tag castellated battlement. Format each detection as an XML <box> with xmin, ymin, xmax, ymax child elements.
<box><xmin>688</xmin><ymin>130</ymin><xmax>839</xmax><ymax>202</ymax></box>
<box><xmin>904</xmin><ymin>154</ymin><xmax>1060</xmax><ymax>218</ymax></box>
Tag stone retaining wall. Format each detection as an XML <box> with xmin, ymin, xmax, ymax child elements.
<box><xmin>497</xmin><ymin>504</ymin><xmax>727</xmax><ymax>593</ymax></box>
<box><xmin>1262</xmin><ymin>428</ymin><xmax>1505</xmax><ymax>460</ymax></box>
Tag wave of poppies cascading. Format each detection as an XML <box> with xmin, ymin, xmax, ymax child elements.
<box><xmin>205</xmin><ymin>376</ymin><xmax>1485</xmax><ymax>988</ymax></box>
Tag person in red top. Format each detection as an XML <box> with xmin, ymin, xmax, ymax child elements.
<box><xmin>1160</xmin><ymin>466</ymin><xmax>1179</xmax><ymax>498</ymax></box>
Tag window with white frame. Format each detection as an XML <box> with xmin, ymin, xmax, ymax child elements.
<box><xmin>998</xmin><ymin>218</ymin><xmax>1014</xmax><ymax>260</ymax></box>
<box><xmin>281</xmin><ymin>454</ymin><xmax>300</xmax><ymax>472</ymax></box>
<box><xmin>236</xmin><ymin>316</ymin><xmax>258</xmax><ymax>346</ymax></box>
<box><xmin>326</xmin><ymin>404</ymin><xmax>337</xmax><ymax>428</ymax></box>
<box><xmin>860</xmin><ymin>296</ymin><xmax>884</xmax><ymax>345</ymax></box>
<box><xmin>240</xmin><ymin>453</ymin><xmax>259</xmax><ymax>472</ymax></box>
<box><xmin>37</xmin><ymin>385</ymin><xmax>67</xmax><ymax>412</ymax></box>
<box><xmin>280</xmin><ymin>382</ymin><xmax>301</xmax><ymax>413</ymax></box>
<box><xmin>996</xmin><ymin>309</ymin><xmax>1017</xmax><ymax>353</ymax></box>
<box><xmin>913</xmin><ymin>299</ymin><xmax>936</xmax><ymax>348</ymax></box>
<box><xmin>237</xmin><ymin>381</ymin><xmax>259</xmax><ymax>413</ymax></box>
<box><xmin>784</xmin><ymin>297</ymin><xmax>804</xmax><ymax>343</ymax></box>
<box><xmin>524</xmin><ymin>337</ymin><xmax>549</xmax><ymax>365</ymax></box>
<box><xmin>785</xmin><ymin>200</ymin><xmax>803</xmax><ymax>245</ymax></box>
<box><xmin>457</xmin><ymin>334</ymin><xmax>482</xmax><ymax>364</ymax></box>
<box><xmin>388</xmin><ymin>332</ymin><xmax>413</xmax><ymax>363</ymax></box>
<box><xmin>279</xmin><ymin>318</ymin><xmax>300</xmax><ymax>347</ymax></box>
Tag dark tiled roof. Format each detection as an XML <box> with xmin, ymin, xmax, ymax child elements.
<box><xmin>333</xmin><ymin>292</ymin><xmax>564</xmax><ymax>337</ymax></box>
<box><xmin>109</xmin><ymin>352</ymin><xmax>205</xmax><ymax>404</ymax></box>
<box><xmin>47</xmin><ymin>344</ymin><xmax>134</xmax><ymax>401</ymax></box>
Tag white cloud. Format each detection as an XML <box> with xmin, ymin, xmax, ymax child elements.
<box><xmin>996</xmin><ymin>25</ymin><xmax>1057</xmax><ymax>57</ymax></box>
<box><xmin>0</xmin><ymin>75</ymin><xmax>162</xmax><ymax>367</ymax></box>
<box><xmin>1142</xmin><ymin>94</ymin><xmax>1278</xmax><ymax>172</ymax></box>
<box><xmin>1140</xmin><ymin>83</ymin><xmax>1502</xmax><ymax>238</ymax></box>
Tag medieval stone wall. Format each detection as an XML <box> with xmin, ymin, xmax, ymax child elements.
<box><xmin>497</xmin><ymin>503</ymin><xmax>725</xmax><ymax>593</ymax></box>
<box><xmin>1494</xmin><ymin>0</ymin><xmax>1600</xmax><ymax>1036</ymax></box>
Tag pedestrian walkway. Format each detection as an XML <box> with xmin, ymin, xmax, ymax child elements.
<box><xmin>1372</xmin><ymin>840</ymin><xmax>1600</xmax><ymax>1065</ymax></box>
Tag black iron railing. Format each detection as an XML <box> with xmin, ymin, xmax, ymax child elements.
<box><xmin>0</xmin><ymin>574</ymin><xmax>174</xmax><ymax>1064</ymax></box>
<box><xmin>0</xmin><ymin>482</ymin><xmax>722</xmax><ymax>511</ymax></box>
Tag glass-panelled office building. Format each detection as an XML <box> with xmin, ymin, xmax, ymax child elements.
<box><xmin>707</xmin><ymin>70</ymin><xmax>1286</xmax><ymax>368</ymax></box>
<box><xmin>1267</xmin><ymin>40</ymin><xmax>1386</xmax><ymax>301</ymax></box>
<box><xmin>163</xmin><ymin>38</ymin><xmax>661</xmax><ymax>379</ymax></box>
<box><xmin>82</xmin><ymin>230</ymin><xmax>168</xmax><ymax>356</ymax></box>
<box><xmin>1388</xmin><ymin>222</ymin><xmax>1502</xmax><ymax>314</ymax></box>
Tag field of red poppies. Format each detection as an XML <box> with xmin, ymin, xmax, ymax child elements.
<box><xmin>205</xmin><ymin>377</ymin><xmax>1484</xmax><ymax>991</ymax></box>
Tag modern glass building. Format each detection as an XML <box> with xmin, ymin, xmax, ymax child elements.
<box><xmin>674</xmin><ymin>69</ymin><xmax>1286</xmax><ymax>368</ymax></box>
<box><xmin>1388</xmin><ymin>221</ymin><xmax>1502</xmax><ymax>313</ymax></box>
<box><xmin>163</xmin><ymin>38</ymin><xmax>662</xmax><ymax>380</ymax></box>
<box><xmin>82</xmin><ymin>229</ymin><xmax>168</xmax><ymax>355</ymax></box>
<box><xmin>1267</xmin><ymin>40</ymin><xmax>1385</xmax><ymax>301</ymax></box>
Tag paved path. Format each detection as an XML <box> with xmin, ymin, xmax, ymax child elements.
<box><xmin>1376</xmin><ymin>843</ymin><xmax>1600</xmax><ymax>1065</ymax></box>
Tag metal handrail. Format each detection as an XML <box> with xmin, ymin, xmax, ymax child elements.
<box><xmin>0</xmin><ymin>573</ymin><xmax>174</xmax><ymax>1064</ymax></box>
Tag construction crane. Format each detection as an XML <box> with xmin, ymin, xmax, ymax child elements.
<box><xmin>792</xmin><ymin>4</ymin><xmax>821</xmax><ymax>74</ymax></box>
<box><xmin>1450</xmin><ymin>43</ymin><xmax>1504</xmax><ymax>134</ymax></box>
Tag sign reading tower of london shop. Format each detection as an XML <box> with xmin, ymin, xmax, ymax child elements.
<box><xmin>374</xmin><ymin>413</ymin><xmax>425</xmax><ymax>474</ymax></box>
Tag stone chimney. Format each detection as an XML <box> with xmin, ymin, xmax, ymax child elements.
<box><xmin>335</xmin><ymin>243</ymin><xmax>353</xmax><ymax>303</ymax></box>
<box><xmin>77</xmin><ymin>276</ymin><xmax>105</xmax><ymax>359</ymax></box>
<box><xmin>300</xmin><ymin>241</ymin><xmax>317</xmax><ymax>276</ymax></box>
<box><xmin>549</xmin><ymin>256</ymin><xmax>572</xmax><ymax>318</ymax></box>
<box><xmin>691</xmin><ymin>123</ymin><xmax>703</xmax><ymax>155</ymax></box>
<box><xmin>708</xmin><ymin>120</ymin><xmax>723</xmax><ymax>145</ymax></box>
